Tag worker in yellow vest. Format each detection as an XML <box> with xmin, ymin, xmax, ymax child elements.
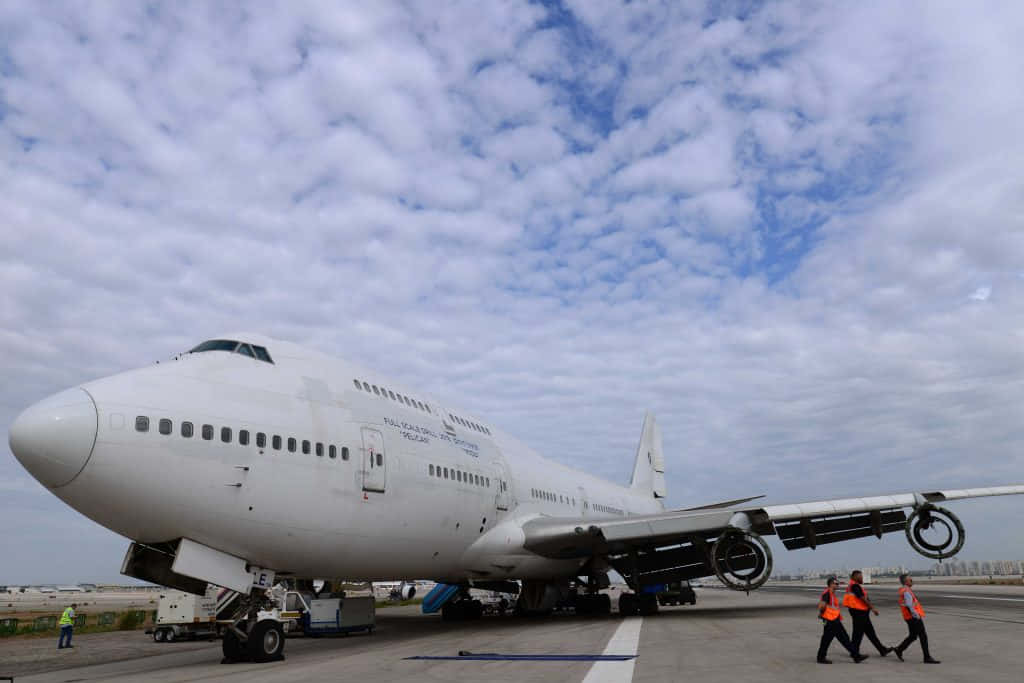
<box><xmin>843</xmin><ymin>570</ymin><xmax>894</xmax><ymax>656</ymax></box>
<box><xmin>894</xmin><ymin>574</ymin><xmax>940</xmax><ymax>664</ymax></box>
<box><xmin>817</xmin><ymin>577</ymin><xmax>868</xmax><ymax>664</ymax></box>
<box><xmin>58</xmin><ymin>602</ymin><xmax>77</xmax><ymax>649</ymax></box>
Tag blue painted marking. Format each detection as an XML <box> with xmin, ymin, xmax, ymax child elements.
<box><xmin>406</xmin><ymin>654</ymin><xmax>636</xmax><ymax>661</ymax></box>
<box><xmin>421</xmin><ymin>583</ymin><xmax>460</xmax><ymax>613</ymax></box>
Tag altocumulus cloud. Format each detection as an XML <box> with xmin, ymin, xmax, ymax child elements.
<box><xmin>1</xmin><ymin>0</ymin><xmax>1024</xmax><ymax>581</ymax></box>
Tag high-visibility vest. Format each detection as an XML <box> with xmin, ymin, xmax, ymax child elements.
<box><xmin>820</xmin><ymin>588</ymin><xmax>841</xmax><ymax>621</ymax></box>
<box><xmin>842</xmin><ymin>581</ymin><xmax>870</xmax><ymax>611</ymax></box>
<box><xmin>898</xmin><ymin>586</ymin><xmax>925</xmax><ymax>620</ymax></box>
<box><xmin>59</xmin><ymin>608</ymin><xmax>74</xmax><ymax>626</ymax></box>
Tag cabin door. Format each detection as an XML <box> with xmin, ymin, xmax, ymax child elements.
<box><xmin>492</xmin><ymin>458</ymin><xmax>512</xmax><ymax>511</ymax></box>
<box><xmin>361</xmin><ymin>427</ymin><xmax>387</xmax><ymax>493</ymax></box>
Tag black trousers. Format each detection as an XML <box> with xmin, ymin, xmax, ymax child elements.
<box><xmin>897</xmin><ymin>618</ymin><xmax>932</xmax><ymax>659</ymax></box>
<box><xmin>850</xmin><ymin>609</ymin><xmax>887</xmax><ymax>655</ymax></box>
<box><xmin>817</xmin><ymin>619</ymin><xmax>854</xmax><ymax>661</ymax></box>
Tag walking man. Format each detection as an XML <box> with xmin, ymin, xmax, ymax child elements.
<box><xmin>894</xmin><ymin>574</ymin><xmax>940</xmax><ymax>664</ymax></box>
<box><xmin>843</xmin><ymin>570</ymin><xmax>893</xmax><ymax>656</ymax></box>
<box><xmin>58</xmin><ymin>603</ymin><xmax>76</xmax><ymax>649</ymax></box>
<box><xmin>817</xmin><ymin>577</ymin><xmax>868</xmax><ymax>664</ymax></box>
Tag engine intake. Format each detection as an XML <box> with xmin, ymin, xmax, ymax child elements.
<box><xmin>711</xmin><ymin>530</ymin><xmax>773</xmax><ymax>592</ymax></box>
<box><xmin>905</xmin><ymin>505</ymin><xmax>965</xmax><ymax>560</ymax></box>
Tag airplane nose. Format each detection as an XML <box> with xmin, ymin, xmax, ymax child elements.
<box><xmin>9</xmin><ymin>388</ymin><xmax>98</xmax><ymax>488</ymax></box>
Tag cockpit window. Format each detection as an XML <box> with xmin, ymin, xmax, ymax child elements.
<box><xmin>190</xmin><ymin>339</ymin><xmax>239</xmax><ymax>353</ymax></box>
<box><xmin>189</xmin><ymin>339</ymin><xmax>274</xmax><ymax>364</ymax></box>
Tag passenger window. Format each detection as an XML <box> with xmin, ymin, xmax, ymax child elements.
<box><xmin>486</xmin><ymin>477</ymin><xmax>490</xmax><ymax>487</ymax></box>
<box><xmin>329</xmin><ymin>445</ymin><xmax>336</xmax><ymax>459</ymax></box>
<box><xmin>288</xmin><ymin>437</ymin><xmax>296</xmax><ymax>452</ymax></box>
<box><xmin>443</xmin><ymin>467</ymin><xmax>449</xmax><ymax>479</ymax></box>
<box><xmin>202</xmin><ymin>424</ymin><xmax>213</xmax><ymax>440</ymax></box>
<box><xmin>429</xmin><ymin>464</ymin><xmax>435</xmax><ymax>476</ymax></box>
<box><xmin>239</xmin><ymin>430</ymin><xmax>249</xmax><ymax>446</ymax></box>
<box><xmin>353</xmin><ymin>380</ymin><xmax>362</xmax><ymax>390</ymax></box>
<box><xmin>221</xmin><ymin>427</ymin><xmax>232</xmax><ymax>443</ymax></box>
<box><xmin>372</xmin><ymin>385</ymin><xmax>380</xmax><ymax>395</ymax></box>
<box><xmin>256</xmin><ymin>432</ymin><xmax>266</xmax><ymax>448</ymax></box>
<box><xmin>181</xmin><ymin>421</ymin><xmax>193</xmax><ymax>438</ymax></box>
<box><xmin>388</xmin><ymin>390</ymin><xmax>396</xmax><ymax>400</ymax></box>
<box><xmin>236</xmin><ymin>343</ymin><xmax>255</xmax><ymax>358</ymax></box>
<box><xmin>302</xmin><ymin>440</ymin><xmax>310</xmax><ymax>454</ymax></box>
<box><xmin>342</xmin><ymin>446</ymin><xmax>350</xmax><ymax>461</ymax></box>
<box><xmin>158</xmin><ymin>418</ymin><xmax>172</xmax><ymax>435</ymax></box>
<box><xmin>135</xmin><ymin>416</ymin><xmax>149</xmax><ymax>432</ymax></box>
<box><xmin>272</xmin><ymin>435</ymin><xmax>281</xmax><ymax>450</ymax></box>
<box><xmin>316</xmin><ymin>442</ymin><xmax>323</xmax><ymax>457</ymax></box>
<box><xmin>403</xmin><ymin>396</ymin><xmax>411</xmax><ymax>406</ymax></box>
<box><xmin>376</xmin><ymin>453</ymin><xmax>382</xmax><ymax>466</ymax></box>
<box><xmin>363</xmin><ymin>382</ymin><xmax>372</xmax><ymax>393</ymax></box>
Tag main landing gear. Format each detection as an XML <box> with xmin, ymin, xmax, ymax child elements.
<box><xmin>575</xmin><ymin>592</ymin><xmax>612</xmax><ymax>616</ymax></box>
<box><xmin>441</xmin><ymin>592</ymin><xmax>484</xmax><ymax>621</ymax></box>
<box><xmin>618</xmin><ymin>592</ymin><xmax>658</xmax><ymax>616</ymax></box>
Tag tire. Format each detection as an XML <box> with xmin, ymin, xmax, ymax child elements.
<box><xmin>247</xmin><ymin>620</ymin><xmax>285</xmax><ymax>663</ymax></box>
<box><xmin>164</xmin><ymin>628</ymin><xmax>175</xmax><ymax>642</ymax></box>
<box><xmin>618</xmin><ymin>593</ymin><xmax>639</xmax><ymax>617</ymax></box>
<box><xmin>638</xmin><ymin>593</ymin><xmax>659</xmax><ymax>616</ymax></box>
<box><xmin>153</xmin><ymin>628</ymin><xmax>164</xmax><ymax>642</ymax></box>
<box><xmin>222</xmin><ymin>628</ymin><xmax>248</xmax><ymax>662</ymax></box>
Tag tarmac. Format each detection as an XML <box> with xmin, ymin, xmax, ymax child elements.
<box><xmin>2</xmin><ymin>582</ymin><xmax>1021</xmax><ymax>683</ymax></box>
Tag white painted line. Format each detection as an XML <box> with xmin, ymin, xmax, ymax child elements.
<box><xmin>939</xmin><ymin>594</ymin><xmax>1024</xmax><ymax>602</ymax></box>
<box><xmin>581</xmin><ymin>617</ymin><xmax>643</xmax><ymax>683</ymax></box>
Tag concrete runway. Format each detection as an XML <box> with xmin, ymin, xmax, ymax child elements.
<box><xmin>3</xmin><ymin>583</ymin><xmax>1022</xmax><ymax>683</ymax></box>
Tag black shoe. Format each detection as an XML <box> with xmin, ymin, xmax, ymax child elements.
<box><xmin>924</xmin><ymin>658</ymin><xmax>941</xmax><ymax>664</ymax></box>
<box><xmin>894</xmin><ymin>648</ymin><xmax>904</xmax><ymax>661</ymax></box>
<box><xmin>880</xmin><ymin>646</ymin><xmax>893</xmax><ymax>657</ymax></box>
<box><xmin>817</xmin><ymin>658</ymin><xmax>832</xmax><ymax>664</ymax></box>
<box><xmin>853</xmin><ymin>654</ymin><xmax>868</xmax><ymax>663</ymax></box>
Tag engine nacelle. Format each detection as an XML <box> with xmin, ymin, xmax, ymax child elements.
<box><xmin>711</xmin><ymin>530</ymin><xmax>773</xmax><ymax>592</ymax></box>
<box><xmin>399</xmin><ymin>582</ymin><xmax>416</xmax><ymax>601</ymax></box>
<box><xmin>905</xmin><ymin>505</ymin><xmax>965</xmax><ymax>560</ymax></box>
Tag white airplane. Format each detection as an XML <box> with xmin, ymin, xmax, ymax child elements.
<box><xmin>9</xmin><ymin>334</ymin><xmax>1024</xmax><ymax>662</ymax></box>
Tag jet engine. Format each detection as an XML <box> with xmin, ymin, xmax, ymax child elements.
<box><xmin>711</xmin><ymin>530</ymin><xmax>773</xmax><ymax>591</ymax></box>
<box><xmin>399</xmin><ymin>582</ymin><xmax>416</xmax><ymax>600</ymax></box>
<box><xmin>905</xmin><ymin>505</ymin><xmax>965</xmax><ymax>560</ymax></box>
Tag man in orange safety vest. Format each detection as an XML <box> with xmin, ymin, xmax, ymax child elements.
<box><xmin>817</xmin><ymin>577</ymin><xmax>868</xmax><ymax>664</ymax></box>
<box><xmin>843</xmin><ymin>570</ymin><xmax>894</xmax><ymax>657</ymax></box>
<box><xmin>893</xmin><ymin>574</ymin><xmax>940</xmax><ymax>664</ymax></box>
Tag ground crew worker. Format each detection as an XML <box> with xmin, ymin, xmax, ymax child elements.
<box><xmin>817</xmin><ymin>577</ymin><xmax>868</xmax><ymax>664</ymax></box>
<box><xmin>843</xmin><ymin>570</ymin><xmax>893</xmax><ymax>656</ymax></box>
<box><xmin>894</xmin><ymin>574</ymin><xmax>940</xmax><ymax>664</ymax></box>
<box><xmin>58</xmin><ymin>602</ymin><xmax>76</xmax><ymax>649</ymax></box>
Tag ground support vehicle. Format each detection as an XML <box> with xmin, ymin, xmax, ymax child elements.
<box><xmin>147</xmin><ymin>586</ymin><xmax>240</xmax><ymax>642</ymax></box>
<box><xmin>655</xmin><ymin>581</ymin><xmax>697</xmax><ymax>606</ymax></box>
<box><xmin>278</xmin><ymin>590</ymin><xmax>375</xmax><ymax>637</ymax></box>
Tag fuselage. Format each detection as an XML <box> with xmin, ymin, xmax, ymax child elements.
<box><xmin>12</xmin><ymin>334</ymin><xmax>663</xmax><ymax>583</ymax></box>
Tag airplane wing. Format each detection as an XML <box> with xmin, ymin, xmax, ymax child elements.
<box><xmin>521</xmin><ymin>485</ymin><xmax>1024</xmax><ymax>591</ymax></box>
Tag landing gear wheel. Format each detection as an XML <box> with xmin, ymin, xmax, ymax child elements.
<box><xmin>638</xmin><ymin>593</ymin><xmax>659</xmax><ymax>616</ymax></box>
<box><xmin>619</xmin><ymin>593</ymin><xmax>639</xmax><ymax>616</ymax></box>
<box><xmin>221</xmin><ymin>627</ymin><xmax>249</xmax><ymax>663</ymax></box>
<box><xmin>247</xmin><ymin>620</ymin><xmax>285</xmax><ymax>663</ymax></box>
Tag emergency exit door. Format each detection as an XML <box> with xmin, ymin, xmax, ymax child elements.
<box><xmin>361</xmin><ymin>427</ymin><xmax>386</xmax><ymax>493</ymax></box>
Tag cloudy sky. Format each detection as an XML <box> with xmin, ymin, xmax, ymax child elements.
<box><xmin>2</xmin><ymin>1</ymin><xmax>1024</xmax><ymax>584</ymax></box>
